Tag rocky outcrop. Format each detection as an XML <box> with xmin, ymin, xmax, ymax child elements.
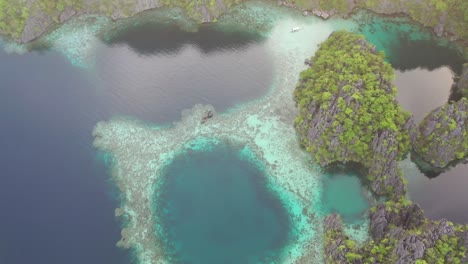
<box><xmin>9</xmin><ymin>0</ymin><xmax>241</xmax><ymax>43</ymax></box>
<box><xmin>325</xmin><ymin>201</ymin><xmax>468</xmax><ymax>264</ymax></box>
<box><xmin>369</xmin><ymin>203</ymin><xmax>425</xmax><ymax>242</ymax></box>
<box><xmin>2</xmin><ymin>0</ymin><xmax>467</xmax><ymax>44</ymax></box>
<box><xmin>324</xmin><ymin>214</ymin><xmax>349</xmax><ymax>263</ymax></box>
<box><xmin>294</xmin><ymin>31</ymin><xmax>412</xmax><ymax>198</ymax></box>
<box><xmin>456</xmin><ymin>64</ymin><xmax>468</xmax><ymax>97</ymax></box>
<box><xmin>412</xmin><ymin>98</ymin><xmax>468</xmax><ymax>168</ymax></box>
<box><xmin>368</xmin><ymin>124</ymin><xmax>413</xmax><ymax>197</ymax></box>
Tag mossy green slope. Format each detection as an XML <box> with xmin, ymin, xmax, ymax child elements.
<box><xmin>354</xmin><ymin>0</ymin><xmax>468</xmax><ymax>41</ymax></box>
<box><xmin>412</xmin><ymin>98</ymin><xmax>468</xmax><ymax>168</ymax></box>
<box><xmin>0</xmin><ymin>0</ymin><xmax>30</xmax><ymax>38</ymax></box>
<box><xmin>294</xmin><ymin>30</ymin><xmax>411</xmax><ymax>167</ymax></box>
<box><xmin>325</xmin><ymin>200</ymin><xmax>467</xmax><ymax>264</ymax></box>
<box><xmin>293</xmin><ymin>31</ymin><xmax>468</xmax><ymax>264</ymax></box>
<box><xmin>0</xmin><ymin>0</ymin><xmax>246</xmax><ymax>41</ymax></box>
<box><xmin>1</xmin><ymin>0</ymin><xmax>468</xmax><ymax>47</ymax></box>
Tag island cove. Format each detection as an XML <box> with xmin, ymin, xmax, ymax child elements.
<box><xmin>1</xmin><ymin>0</ymin><xmax>468</xmax><ymax>52</ymax></box>
<box><xmin>296</xmin><ymin>31</ymin><xmax>468</xmax><ymax>264</ymax></box>
<box><xmin>0</xmin><ymin>1</ymin><xmax>459</xmax><ymax>264</ymax></box>
<box><xmin>90</xmin><ymin>8</ymin><xmax>373</xmax><ymax>263</ymax></box>
<box><xmin>83</xmin><ymin>2</ymin><xmax>468</xmax><ymax>264</ymax></box>
<box><xmin>86</xmin><ymin>11</ymin><xmax>468</xmax><ymax>264</ymax></box>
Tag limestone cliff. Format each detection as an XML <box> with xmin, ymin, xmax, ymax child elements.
<box><xmin>324</xmin><ymin>201</ymin><xmax>468</xmax><ymax>264</ymax></box>
<box><xmin>1</xmin><ymin>0</ymin><xmax>241</xmax><ymax>43</ymax></box>
<box><xmin>1</xmin><ymin>0</ymin><xmax>467</xmax><ymax>45</ymax></box>
<box><xmin>294</xmin><ymin>30</ymin><xmax>413</xmax><ymax>198</ymax></box>
<box><xmin>456</xmin><ymin>64</ymin><xmax>468</xmax><ymax>97</ymax></box>
<box><xmin>296</xmin><ymin>31</ymin><xmax>468</xmax><ymax>264</ymax></box>
<box><xmin>412</xmin><ymin>98</ymin><xmax>468</xmax><ymax>168</ymax></box>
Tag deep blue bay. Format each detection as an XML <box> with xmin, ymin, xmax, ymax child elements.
<box><xmin>0</xmin><ymin>6</ymin><xmax>467</xmax><ymax>264</ymax></box>
<box><xmin>0</xmin><ymin>23</ymin><xmax>273</xmax><ymax>264</ymax></box>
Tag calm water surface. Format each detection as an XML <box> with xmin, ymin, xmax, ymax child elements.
<box><xmin>0</xmin><ymin>11</ymin><xmax>467</xmax><ymax>264</ymax></box>
<box><xmin>0</xmin><ymin>25</ymin><xmax>272</xmax><ymax>264</ymax></box>
<box><xmin>387</xmin><ymin>35</ymin><xmax>468</xmax><ymax>223</ymax></box>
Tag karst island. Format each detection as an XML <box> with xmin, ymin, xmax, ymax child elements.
<box><xmin>1</xmin><ymin>0</ymin><xmax>468</xmax><ymax>264</ymax></box>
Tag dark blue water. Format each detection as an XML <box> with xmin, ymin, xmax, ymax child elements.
<box><xmin>0</xmin><ymin>11</ymin><xmax>467</xmax><ymax>264</ymax></box>
<box><xmin>0</xmin><ymin>25</ymin><xmax>271</xmax><ymax>264</ymax></box>
<box><xmin>0</xmin><ymin>51</ymin><xmax>127</xmax><ymax>264</ymax></box>
<box><xmin>155</xmin><ymin>142</ymin><xmax>290</xmax><ymax>264</ymax></box>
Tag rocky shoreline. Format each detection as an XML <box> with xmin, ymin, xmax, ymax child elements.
<box><xmin>412</xmin><ymin>97</ymin><xmax>468</xmax><ymax>168</ymax></box>
<box><xmin>0</xmin><ymin>0</ymin><xmax>467</xmax><ymax>49</ymax></box>
<box><xmin>295</xmin><ymin>31</ymin><xmax>468</xmax><ymax>263</ymax></box>
<box><xmin>411</xmin><ymin>64</ymin><xmax>468</xmax><ymax>171</ymax></box>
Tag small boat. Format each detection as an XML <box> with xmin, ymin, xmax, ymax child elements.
<box><xmin>201</xmin><ymin>110</ymin><xmax>214</xmax><ymax>124</ymax></box>
<box><xmin>291</xmin><ymin>27</ymin><xmax>302</xmax><ymax>33</ymax></box>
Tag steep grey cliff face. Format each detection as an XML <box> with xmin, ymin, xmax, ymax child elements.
<box><xmin>8</xmin><ymin>0</ymin><xmax>468</xmax><ymax>44</ymax></box>
<box><xmin>412</xmin><ymin>98</ymin><xmax>468</xmax><ymax>168</ymax></box>
<box><xmin>456</xmin><ymin>64</ymin><xmax>468</xmax><ymax>97</ymax></box>
<box><xmin>325</xmin><ymin>203</ymin><xmax>468</xmax><ymax>264</ymax></box>
<box><xmin>20</xmin><ymin>0</ymin><xmax>162</xmax><ymax>43</ymax></box>
<box><xmin>17</xmin><ymin>0</ymin><xmax>237</xmax><ymax>43</ymax></box>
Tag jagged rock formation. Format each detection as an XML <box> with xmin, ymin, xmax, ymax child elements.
<box><xmin>1</xmin><ymin>0</ymin><xmax>467</xmax><ymax>46</ymax></box>
<box><xmin>280</xmin><ymin>0</ymin><xmax>468</xmax><ymax>41</ymax></box>
<box><xmin>456</xmin><ymin>64</ymin><xmax>468</xmax><ymax>97</ymax></box>
<box><xmin>295</xmin><ymin>31</ymin><xmax>468</xmax><ymax>264</ymax></box>
<box><xmin>325</xmin><ymin>201</ymin><xmax>468</xmax><ymax>264</ymax></box>
<box><xmin>294</xmin><ymin>30</ymin><xmax>413</xmax><ymax>198</ymax></box>
<box><xmin>412</xmin><ymin>98</ymin><xmax>468</xmax><ymax>168</ymax></box>
<box><xmin>1</xmin><ymin>0</ymin><xmax>238</xmax><ymax>42</ymax></box>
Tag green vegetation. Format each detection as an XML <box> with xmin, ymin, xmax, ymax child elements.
<box><xmin>304</xmin><ymin>31</ymin><xmax>467</xmax><ymax>264</ymax></box>
<box><xmin>325</xmin><ymin>199</ymin><xmax>467</xmax><ymax>264</ymax></box>
<box><xmin>353</xmin><ymin>0</ymin><xmax>468</xmax><ymax>40</ymax></box>
<box><xmin>0</xmin><ymin>0</ymin><xmax>245</xmax><ymax>41</ymax></box>
<box><xmin>413</xmin><ymin>98</ymin><xmax>468</xmax><ymax>167</ymax></box>
<box><xmin>294</xmin><ymin>30</ymin><xmax>411</xmax><ymax>166</ymax></box>
<box><xmin>0</xmin><ymin>0</ymin><xmax>467</xmax><ymax>45</ymax></box>
<box><xmin>0</xmin><ymin>0</ymin><xmax>30</xmax><ymax>38</ymax></box>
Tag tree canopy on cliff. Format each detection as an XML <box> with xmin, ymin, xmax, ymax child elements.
<box><xmin>294</xmin><ymin>30</ymin><xmax>412</xmax><ymax>167</ymax></box>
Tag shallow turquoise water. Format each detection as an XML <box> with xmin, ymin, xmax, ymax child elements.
<box><xmin>154</xmin><ymin>141</ymin><xmax>290</xmax><ymax>264</ymax></box>
<box><xmin>2</xmin><ymin>2</ymin><xmax>466</xmax><ymax>264</ymax></box>
<box><xmin>322</xmin><ymin>172</ymin><xmax>369</xmax><ymax>224</ymax></box>
<box><xmin>352</xmin><ymin>10</ymin><xmax>464</xmax><ymax>73</ymax></box>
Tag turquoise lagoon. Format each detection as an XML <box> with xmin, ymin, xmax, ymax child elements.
<box><xmin>154</xmin><ymin>140</ymin><xmax>290</xmax><ymax>264</ymax></box>
<box><xmin>90</xmin><ymin>2</ymin><xmax>465</xmax><ymax>263</ymax></box>
<box><xmin>3</xmin><ymin>1</ymin><xmax>465</xmax><ymax>264</ymax></box>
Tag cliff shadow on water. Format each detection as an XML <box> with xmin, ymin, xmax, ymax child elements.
<box><xmin>101</xmin><ymin>21</ymin><xmax>266</xmax><ymax>55</ymax></box>
<box><xmin>352</xmin><ymin>9</ymin><xmax>466</xmax><ymax>74</ymax></box>
<box><xmin>392</xmin><ymin>36</ymin><xmax>465</xmax><ymax>74</ymax></box>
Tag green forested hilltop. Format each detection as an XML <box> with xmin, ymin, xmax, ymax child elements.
<box><xmin>0</xmin><ymin>0</ymin><xmax>467</xmax><ymax>44</ymax></box>
<box><xmin>0</xmin><ymin>0</ymin><xmax>243</xmax><ymax>40</ymax></box>
<box><xmin>294</xmin><ymin>30</ymin><xmax>411</xmax><ymax>167</ymax></box>
<box><xmin>296</xmin><ymin>30</ymin><xmax>468</xmax><ymax>264</ymax></box>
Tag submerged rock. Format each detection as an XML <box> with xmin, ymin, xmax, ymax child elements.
<box><xmin>412</xmin><ymin>98</ymin><xmax>468</xmax><ymax>168</ymax></box>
